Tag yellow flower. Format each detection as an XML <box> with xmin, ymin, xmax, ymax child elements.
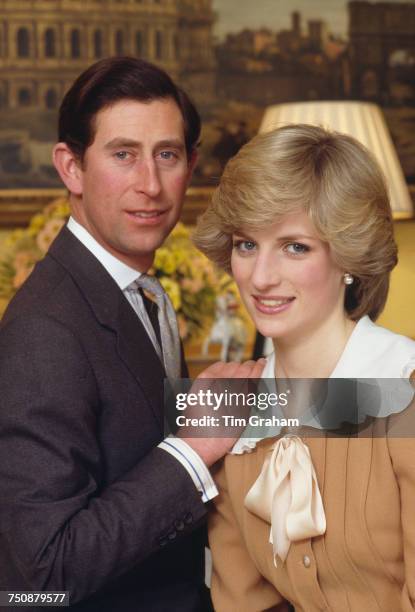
<box><xmin>36</xmin><ymin>218</ymin><xmax>66</xmax><ymax>253</ymax></box>
<box><xmin>180</xmin><ymin>277</ymin><xmax>204</xmax><ymax>294</ymax></box>
<box><xmin>171</xmin><ymin>249</ymin><xmax>186</xmax><ymax>267</ymax></box>
<box><xmin>154</xmin><ymin>249</ymin><xmax>165</xmax><ymax>270</ymax></box>
<box><xmin>160</xmin><ymin>277</ymin><xmax>181</xmax><ymax>311</ymax></box>
<box><xmin>154</xmin><ymin>248</ymin><xmax>176</xmax><ymax>275</ymax></box>
<box><xmin>51</xmin><ymin>202</ymin><xmax>71</xmax><ymax>219</ymax></box>
<box><xmin>171</xmin><ymin>222</ymin><xmax>189</xmax><ymax>240</ymax></box>
<box><xmin>44</xmin><ymin>199</ymin><xmax>70</xmax><ymax>218</ymax></box>
<box><xmin>29</xmin><ymin>213</ymin><xmax>47</xmax><ymax>231</ymax></box>
<box><xmin>5</xmin><ymin>229</ymin><xmax>25</xmax><ymax>247</ymax></box>
<box><xmin>27</xmin><ymin>226</ymin><xmax>40</xmax><ymax>238</ymax></box>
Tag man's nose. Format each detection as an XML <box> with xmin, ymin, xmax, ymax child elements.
<box><xmin>134</xmin><ymin>159</ymin><xmax>162</xmax><ymax>198</ymax></box>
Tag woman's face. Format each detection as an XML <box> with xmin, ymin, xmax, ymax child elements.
<box><xmin>231</xmin><ymin>211</ymin><xmax>347</xmax><ymax>344</ymax></box>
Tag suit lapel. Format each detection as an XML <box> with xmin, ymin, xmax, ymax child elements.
<box><xmin>49</xmin><ymin>226</ymin><xmax>166</xmax><ymax>429</ymax></box>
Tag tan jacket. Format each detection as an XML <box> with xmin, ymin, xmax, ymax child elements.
<box><xmin>209</xmin><ymin>412</ymin><xmax>415</xmax><ymax>611</ymax></box>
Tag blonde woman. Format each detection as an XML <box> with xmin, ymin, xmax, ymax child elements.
<box><xmin>194</xmin><ymin>125</ymin><xmax>415</xmax><ymax>611</ymax></box>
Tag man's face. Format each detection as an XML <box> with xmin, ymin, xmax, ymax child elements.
<box><xmin>70</xmin><ymin>98</ymin><xmax>194</xmax><ymax>270</ymax></box>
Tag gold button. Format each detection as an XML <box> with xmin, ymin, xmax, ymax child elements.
<box><xmin>303</xmin><ymin>555</ymin><xmax>311</xmax><ymax>568</ymax></box>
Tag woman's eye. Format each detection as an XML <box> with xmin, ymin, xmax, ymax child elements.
<box><xmin>285</xmin><ymin>242</ymin><xmax>309</xmax><ymax>255</ymax></box>
<box><xmin>233</xmin><ymin>240</ymin><xmax>256</xmax><ymax>253</ymax></box>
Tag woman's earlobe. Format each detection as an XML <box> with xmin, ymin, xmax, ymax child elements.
<box><xmin>52</xmin><ymin>143</ymin><xmax>83</xmax><ymax>196</ymax></box>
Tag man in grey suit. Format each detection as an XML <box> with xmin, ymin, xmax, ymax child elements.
<box><xmin>0</xmin><ymin>57</ymin><xmax>264</xmax><ymax>611</ymax></box>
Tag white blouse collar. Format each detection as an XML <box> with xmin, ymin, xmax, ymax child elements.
<box><xmin>232</xmin><ymin>317</ymin><xmax>415</xmax><ymax>454</ymax></box>
<box><xmin>330</xmin><ymin>316</ymin><xmax>415</xmax><ymax>379</ymax></box>
<box><xmin>261</xmin><ymin>316</ymin><xmax>415</xmax><ymax>379</ymax></box>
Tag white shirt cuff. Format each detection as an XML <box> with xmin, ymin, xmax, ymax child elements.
<box><xmin>158</xmin><ymin>437</ymin><xmax>218</xmax><ymax>503</ymax></box>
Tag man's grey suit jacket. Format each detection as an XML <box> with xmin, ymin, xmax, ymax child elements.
<box><xmin>0</xmin><ymin>227</ymin><xmax>209</xmax><ymax>611</ymax></box>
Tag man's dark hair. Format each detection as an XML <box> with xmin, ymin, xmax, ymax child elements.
<box><xmin>58</xmin><ymin>56</ymin><xmax>201</xmax><ymax>161</ymax></box>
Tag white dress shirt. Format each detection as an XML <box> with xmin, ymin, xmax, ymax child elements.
<box><xmin>67</xmin><ymin>217</ymin><xmax>217</xmax><ymax>502</ymax></box>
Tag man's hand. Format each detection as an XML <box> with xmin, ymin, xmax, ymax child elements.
<box><xmin>177</xmin><ymin>358</ymin><xmax>266</xmax><ymax>467</ymax></box>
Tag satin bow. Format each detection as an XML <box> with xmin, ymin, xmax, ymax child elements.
<box><xmin>244</xmin><ymin>436</ymin><xmax>326</xmax><ymax>565</ymax></box>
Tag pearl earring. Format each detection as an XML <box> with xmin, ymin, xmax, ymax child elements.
<box><xmin>343</xmin><ymin>273</ymin><xmax>354</xmax><ymax>285</ymax></box>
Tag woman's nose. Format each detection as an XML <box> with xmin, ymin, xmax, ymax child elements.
<box><xmin>251</xmin><ymin>254</ymin><xmax>282</xmax><ymax>292</ymax></box>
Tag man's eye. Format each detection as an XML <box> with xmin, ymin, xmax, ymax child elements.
<box><xmin>233</xmin><ymin>240</ymin><xmax>256</xmax><ymax>253</ymax></box>
<box><xmin>158</xmin><ymin>151</ymin><xmax>178</xmax><ymax>161</ymax></box>
<box><xmin>114</xmin><ymin>151</ymin><xmax>131</xmax><ymax>160</ymax></box>
<box><xmin>285</xmin><ymin>242</ymin><xmax>310</xmax><ymax>255</ymax></box>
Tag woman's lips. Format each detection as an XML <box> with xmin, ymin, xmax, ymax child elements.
<box><xmin>253</xmin><ymin>295</ymin><xmax>295</xmax><ymax>315</ymax></box>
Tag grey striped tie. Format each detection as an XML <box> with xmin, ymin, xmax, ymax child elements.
<box><xmin>135</xmin><ymin>274</ymin><xmax>181</xmax><ymax>381</ymax></box>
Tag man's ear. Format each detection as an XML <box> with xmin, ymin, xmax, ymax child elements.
<box><xmin>186</xmin><ymin>149</ymin><xmax>198</xmax><ymax>185</ymax></box>
<box><xmin>53</xmin><ymin>143</ymin><xmax>83</xmax><ymax>196</ymax></box>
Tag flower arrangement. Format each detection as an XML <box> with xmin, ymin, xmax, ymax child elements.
<box><xmin>0</xmin><ymin>198</ymin><xmax>225</xmax><ymax>342</ymax></box>
<box><xmin>150</xmin><ymin>223</ymin><xmax>220</xmax><ymax>340</ymax></box>
<box><xmin>0</xmin><ymin>198</ymin><xmax>69</xmax><ymax>300</ymax></box>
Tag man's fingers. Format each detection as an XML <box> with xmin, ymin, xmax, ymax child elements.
<box><xmin>232</xmin><ymin>360</ymin><xmax>255</xmax><ymax>378</ymax></box>
<box><xmin>233</xmin><ymin>358</ymin><xmax>266</xmax><ymax>379</ymax></box>
<box><xmin>219</xmin><ymin>361</ymin><xmax>244</xmax><ymax>378</ymax></box>
<box><xmin>198</xmin><ymin>360</ymin><xmax>242</xmax><ymax>379</ymax></box>
<box><xmin>249</xmin><ymin>357</ymin><xmax>267</xmax><ymax>378</ymax></box>
<box><xmin>197</xmin><ymin>361</ymin><xmax>224</xmax><ymax>378</ymax></box>
<box><xmin>197</xmin><ymin>361</ymin><xmax>225</xmax><ymax>379</ymax></box>
<box><xmin>197</xmin><ymin>358</ymin><xmax>267</xmax><ymax>380</ymax></box>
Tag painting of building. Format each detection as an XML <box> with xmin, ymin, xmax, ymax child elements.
<box><xmin>0</xmin><ymin>0</ymin><xmax>215</xmax><ymax>109</ymax></box>
<box><xmin>349</xmin><ymin>1</ymin><xmax>415</xmax><ymax>103</ymax></box>
<box><xmin>0</xmin><ymin>0</ymin><xmax>414</xmax><ymax>189</ymax></box>
<box><xmin>0</xmin><ymin>0</ymin><xmax>215</xmax><ymax>187</ymax></box>
<box><xmin>211</xmin><ymin>1</ymin><xmax>414</xmax><ymax>187</ymax></box>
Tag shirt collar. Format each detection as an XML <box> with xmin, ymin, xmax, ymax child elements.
<box><xmin>329</xmin><ymin>315</ymin><xmax>371</xmax><ymax>377</ymax></box>
<box><xmin>264</xmin><ymin>316</ymin><xmax>372</xmax><ymax>380</ymax></box>
<box><xmin>67</xmin><ymin>216</ymin><xmax>141</xmax><ymax>290</ymax></box>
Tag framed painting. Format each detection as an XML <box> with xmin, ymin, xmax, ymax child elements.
<box><xmin>0</xmin><ymin>0</ymin><xmax>414</xmax><ymax>357</ymax></box>
<box><xmin>0</xmin><ymin>0</ymin><xmax>414</xmax><ymax>227</ymax></box>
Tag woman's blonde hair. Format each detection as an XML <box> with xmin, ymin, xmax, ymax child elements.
<box><xmin>193</xmin><ymin>124</ymin><xmax>397</xmax><ymax>321</ymax></box>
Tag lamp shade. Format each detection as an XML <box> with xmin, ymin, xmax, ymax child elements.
<box><xmin>260</xmin><ymin>101</ymin><xmax>413</xmax><ymax>219</ymax></box>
